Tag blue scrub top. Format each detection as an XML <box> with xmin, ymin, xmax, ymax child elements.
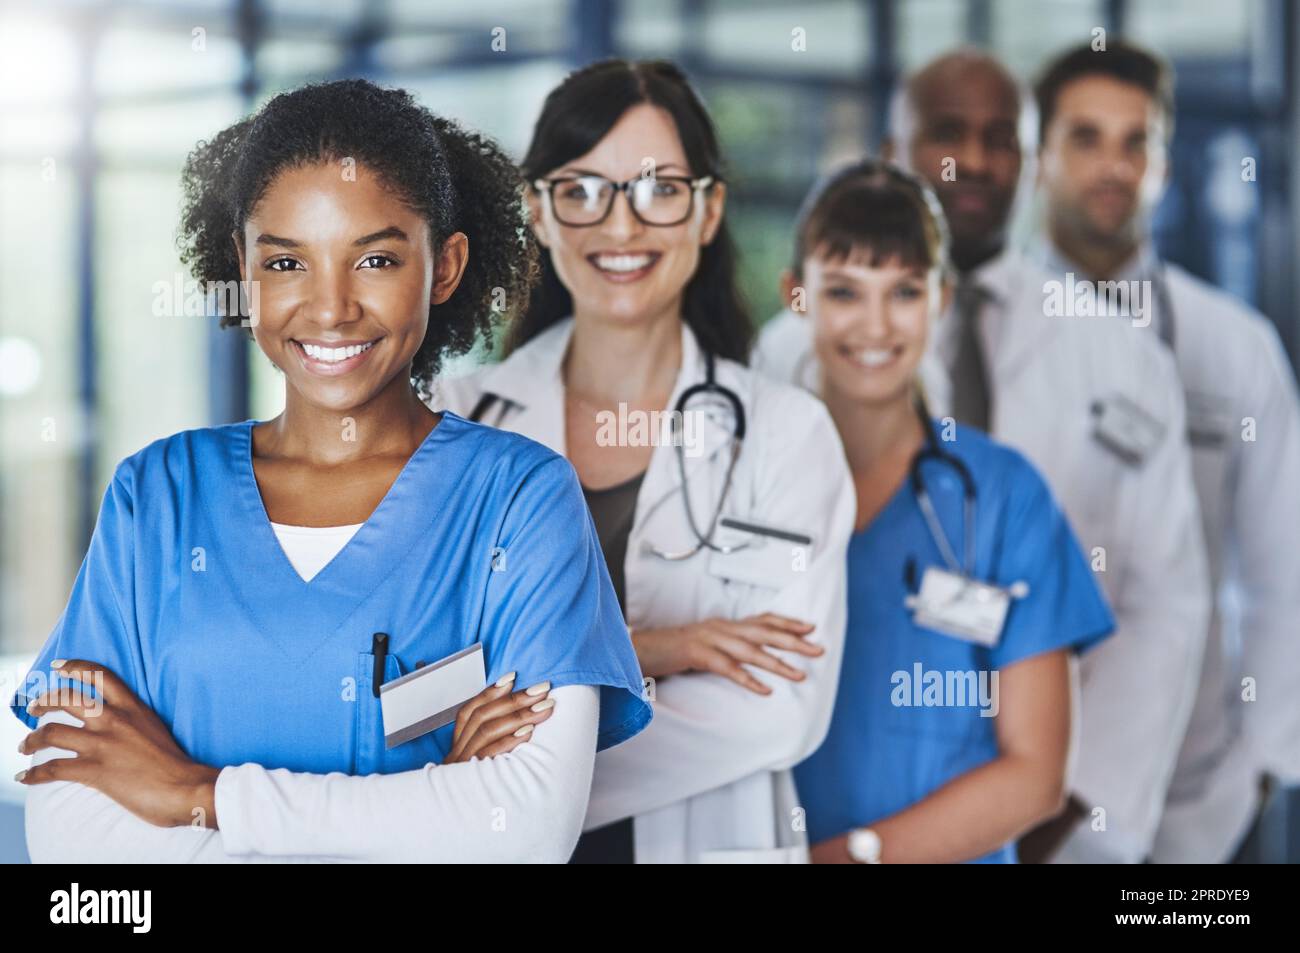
<box><xmin>793</xmin><ymin>422</ymin><xmax>1114</xmax><ymax>863</ymax></box>
<box><xmin>10</xmin><ymin>411</ymin><xmax>651</xmax><ymax>777</ymax></box>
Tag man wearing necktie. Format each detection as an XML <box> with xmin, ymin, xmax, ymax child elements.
<box><xmin>885</xmin><ymin>49</ymin><xmax>1211</xmax><ymax>864</ymax></box>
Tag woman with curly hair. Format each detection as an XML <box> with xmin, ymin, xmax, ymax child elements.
<box><xmin>11</xmin><ymin>79</ymin><xmax>651</xmax><ymax>863</ymax></box>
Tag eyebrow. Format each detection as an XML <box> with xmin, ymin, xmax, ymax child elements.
<box><xmin>253</xmin><ymin>226</ymin><xmax>410</xmax><ymax>248</ymax></box>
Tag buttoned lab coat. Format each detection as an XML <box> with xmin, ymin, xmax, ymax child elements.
<box><xmin>1029</xmin><ymin>247</ymin><xmax>1300</xmax><ymax>864</ymax></box>
<box><xmin>436</xmin><ymin>317</ymin><xmax>856</xmax><ymax>863</ymax></box>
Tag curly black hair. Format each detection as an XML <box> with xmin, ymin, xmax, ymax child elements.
<box><xmin>177</xmin><ymin>79</ymin><xmax>538</xmax><ymax>396</ymax></box>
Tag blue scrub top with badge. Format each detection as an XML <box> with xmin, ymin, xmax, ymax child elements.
<box><xmin>10</xmin><ymin>411</ymin><xmax>652</xmax><ymax>777</ymax></box>
<box><xmin>793</xmin><ymin>421</ymin><xmax>1114</xmax><ymax>864</ymax></box>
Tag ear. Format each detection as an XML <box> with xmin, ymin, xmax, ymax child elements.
<box><xmin>699</xmin><ymin>180</ymin><xmax>727</xmax><ymax>245</ymax></box>
<box><xmin>778</xmin><ymin>267</ymin><xmax>806</xmax><ymax>318</ymax></box>
<box><xmin>525</xmin><ymin>188</ymin><xmax>550</xmax><ymax>248</ymax></box>
<box><xmin>431</xmin><ymin>232</ymin><xmax>470</xmax><ymax>305</ymax></box>
<box><xmin>938</xmin><ymin>274</ymin><xmax>954</xmax><ymax>317</ymax></box>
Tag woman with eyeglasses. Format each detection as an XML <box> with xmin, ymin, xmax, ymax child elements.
<box><xmin>437</xmin><ymin>59</ymin><xmax>855</xmax><ymax>863</ymax></box>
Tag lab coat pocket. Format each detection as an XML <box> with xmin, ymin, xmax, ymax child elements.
<box><xmin>1185</xmin><ymin>389</ymin><xmax>1233</xmax><ymax>449</ymax></box>
<box><xmin>705</xmin><ymin>517</ymin><xmax>815</xmax><ymax>590</ymax></box>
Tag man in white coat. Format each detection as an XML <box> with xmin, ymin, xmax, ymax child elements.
<box><xmin>759</xmin><ymin>49</ymin><xmax>1210</xmax><ymax>863</ymax></box>
<box><xmin>1031</xmin><ymin>40</ymin><xmax>1300</xmax><ymax>863</ymax></box>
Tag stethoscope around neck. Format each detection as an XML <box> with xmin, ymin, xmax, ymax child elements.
<box><xmin>909</xmin><ymin>396</ymin><xmax>978</xmax><ymax>579</ymax></box>
<box><xmin>643</xmin><ymin>349</ymin><xmax>749</xmax><ymax>561</ymax></box>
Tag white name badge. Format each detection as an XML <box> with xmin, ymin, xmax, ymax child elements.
<box><xmin>906</xmin><ymin>567</ymin><xmax>1019</xmax><ymax>647</ymax></box>
<box><xmin>706</xmin><ymin>516</ymin><xmax>815</xmax><ymax>589</ymax></box>
<box><xmin>380</xmin><ymin>643</ymin><xmax>486</xmax><ymax>748</ymax></box>
<box><xmin>1091</xmin><ymin>394</ymin><xmax>1166</xmax><ymax>465</ymax></box>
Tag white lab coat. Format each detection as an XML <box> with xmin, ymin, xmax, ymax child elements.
<box><xmin>434</xmin><ymin>316</ymin><xmax>855</xmax><ymax>863</ymax></box>
<box><xmin>1032</xmin><ymin>247</ymin><xmax>1300</xmax><ymax>863</ymax></box>
<box><xmin>758</xmin><ymin>249</ymin><xmax>1212</xmax><ymax>863</ymax></box>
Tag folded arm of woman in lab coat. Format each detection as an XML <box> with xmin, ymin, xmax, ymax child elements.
<box><xmin>584</xmin><ymin>388</ymin><xmax>855</xmax><ymax>830</ymax></box>
<box><xmin>25</xmin><ymin>685</ymin><xmax>597</xmax><ymax>863</ymax></box>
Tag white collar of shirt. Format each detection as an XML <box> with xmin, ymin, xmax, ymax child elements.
<box><xmin>1029</xmin><ymin>236</ymin><xmax>1166</xmax><ymax>338</ymax></box>
<box><xmin>1030</xmin><ymin>235</ymin><xmax>1161</xmax><ymax>284</ymax></box>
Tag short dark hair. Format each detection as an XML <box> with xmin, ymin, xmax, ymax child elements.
<box><xmin>178</xmin><ymin>79</ymin><xmax>538</xmax><ymax>397</ymax></box>
<box><xmin>791</xmin><ymin>159</ymin><xmax>949</xmax><ymax>278</ymax></box>
<box><xmin>1034</xmin><ymin>40</ymin><xmax>1175</xmax><ymax>142</ymax></box>
<box><xmin>511</xmin><ymin>59</ymin><xmax>752</xmax><ymax>364</ymax></box>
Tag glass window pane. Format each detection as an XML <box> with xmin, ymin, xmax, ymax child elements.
<box><xmin>0</xmin><ymin>161</ymin><xmax>80</xmax><ymax>656</ymax></box>
<box><xmin>993</xmin><ymin>0</ymin><xmax>1104</xmax><ymax>76</ymax></box>
<box><xmin>701</xmin><ymin>0</ymin><xmax>869</xmax><ymax>77</ymax></box>
<box><xmin>898</xmin><ymin>0</ymin><xmax>967</xmax><ymax>69</ymax></box>
<box><xmin>97</xmin><ymin>94</ymin><xmax>246</xmax><ymax>164</ymax></box>
<box><xmin>95</xmin><ymin>170</ymin><xmax>207</xmax><ymax>485</ymax></box>
<box><xmin>1126</xmin><ymin>0</ymin><xmax>1251</xmax><ymax>58</ymax></box>
<box><xmin>95</xmin><ymin>26</ymin><xmax>243</xmax><ymax>97</ymax></box>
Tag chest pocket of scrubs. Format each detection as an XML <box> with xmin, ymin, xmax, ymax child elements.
<box><xmin>355</xmin><ymin>650</ymin><xmax>404</xmax><ymax>775</ymax></box>
<box><xmin>1186</xmin><ymin>389</ymin><xmax>1234</xmax><ymax>449</ymax></box>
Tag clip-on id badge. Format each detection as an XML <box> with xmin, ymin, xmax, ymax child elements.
<box><xmin>1091</xmin><ymin>394</ymin><xmax>1165</xmax><ymax>465</ymax></box>
<box><xmin>906</xmin><ymin>569</ymin><xmax>1024</xmax><ymax>647</ymax></box>
<box><xmin>380</xmin><ymin>643</ymin><xmax>486</xmax><ymax>748</ymax></box>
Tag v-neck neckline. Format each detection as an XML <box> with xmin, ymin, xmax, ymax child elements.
<box><xmin>854</xmin><ymin>472</ymin><xmax>913</xmax><ymax>539</ymax></box>
<box><xmin>236</xmin><ymin>413</ymin><xmax>446</xmax><ymax>590</ymax></box>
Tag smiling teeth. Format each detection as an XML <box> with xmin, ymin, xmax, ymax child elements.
<box><xmin>302</xmin><ymin>341</ymin><xmax>374</xmax><ymax>362</ymax></box>
<box><xmin>594</xmin><ymin>253</ymin><xmax>654</xmax><ymax>273</ymax></box>
<box><xmin>857</xmin><ymin>349</ymin><xmax>895</xmax><ymax>367</ymax></box>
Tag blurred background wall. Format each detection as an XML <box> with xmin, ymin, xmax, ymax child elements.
<box><xmin>0</xmin><ymin>0</ymin><xmax>1296</xmax><ymax>862</ymax></box>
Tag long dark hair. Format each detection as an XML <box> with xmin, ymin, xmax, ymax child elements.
<box><xmin>178</xmin><ymin>79</ymin><xmax>538</xmax><ymax>397</ymax></box>
<box><xmin>508</xmin><ymin>59</ymin><xmax>752</xmax><ymax>363</ymax></box>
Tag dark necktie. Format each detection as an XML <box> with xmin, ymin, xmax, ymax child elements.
<box><xmin>948</xmin><ymin>276</ymin><xmax>992</xmax><ymax>431</ymax></box>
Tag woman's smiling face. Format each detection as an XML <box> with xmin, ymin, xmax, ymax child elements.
<box><xmin>528</xmin><ymin>102</ymin><xmax>725</xmax><ymax>328</ymax></box>
<box><xmin>800</xmin><ymin>250</ymin><xmax>936</xmax><ymax>406</ymax></box>
<box><xmin>236</xmin><ymin>161</ymin><xmax>462</xmax><ymax>413</ymax></box>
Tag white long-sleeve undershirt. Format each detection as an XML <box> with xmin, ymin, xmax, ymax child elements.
<box><xmin>23</xmin><ymin>684</ymin><xmax>597</xmax><ymax>863</ymax></box>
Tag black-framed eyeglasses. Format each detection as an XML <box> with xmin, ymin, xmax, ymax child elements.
<box><xmin>533</xmin><ymin>174</ymin><xmax>716</xmax><ymax>227</ymax></box>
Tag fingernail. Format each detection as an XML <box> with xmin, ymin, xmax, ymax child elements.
<box><xmin>13</xmin><ymin>771</ymin><xmax>26</xmax><ymax>782</ymax></box>
<box><xmin>495</xmin><ymin>672</ymin><xmax>516</xmax><ymax>688</ymax></box>
<box><xmin>513</xmin><ymin>724</ymin><xmax>534</xmax><ymax>737</ymax></box>
<box><xmin>525</xmin><ymin>681</ymin><xmax>550</xmax><ymax>696</ymax></box>
<box><xmin>530</xmin><ymin>698</ymin><xmax>555</xmax><ymax>713</ymax></box>
<box><xmin>50</xmin><ymin>660</ymin><xmax>65</xmax><ymax>669</ymax></box>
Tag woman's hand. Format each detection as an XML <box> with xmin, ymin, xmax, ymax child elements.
<box><xmin>16</xmin><ymin>660</ymin><xmax>220</xmax><ymax>829</ymax></box>
<box><xmin>632</xmin><ymin>613</ymin><xmax>822</xmax><ymax>694</ymax></box>
<box><xmin>441</xmin><ymin>673</ymin><xmax>556</xmax><ymax>764</ymax></box>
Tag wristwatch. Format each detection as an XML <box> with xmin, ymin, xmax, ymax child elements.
<box><xmin>846</xmin><ymin>827</ymin><xmax>882</xmax><ymax>864</ymax></box>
